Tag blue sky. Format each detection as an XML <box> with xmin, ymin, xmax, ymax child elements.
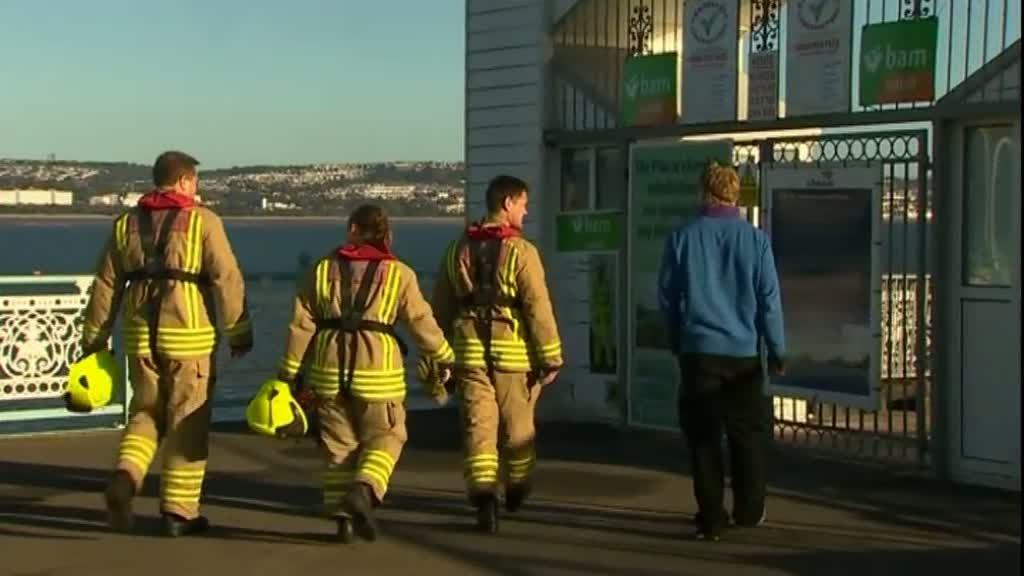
<box><xmin>0</xmin><ymin>0</ymin><xmax>465</xmax><ymax>168</ymax></box>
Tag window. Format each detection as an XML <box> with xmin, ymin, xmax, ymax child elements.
<box><xmin>963</xmin><ymin>125</ymin><xmax>1016</xmax><ymax>287</ymax></box>
<box><xmin>561</xmin><ymin>148</ymin><xmax>591</xmax><ymax>212</ymax></box>
<box><xmin>596</xmin><ymin>147</ymin><xmax>625</xmax><ymax>211</ymax></box>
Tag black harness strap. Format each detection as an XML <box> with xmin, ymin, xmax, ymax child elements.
<box><xmin>135</xmin><ymin>208</ymin><xmax>179</xmax><ymax>366</ymax></box>
<box><xmin>467</xmin><ymin>238</ymin><xmax>507</xmax><ymax>378</ymax></box>
<box><xmin>315</xmin><ymin>258</ymin><xmax>407</xmax><ymax>398</ymax></box>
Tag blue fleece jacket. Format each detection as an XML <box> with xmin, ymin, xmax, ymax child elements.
<box><xmin>657</xmin><ymin>205</ymin><xmax>785</xmax><ymax>359</ymax></box>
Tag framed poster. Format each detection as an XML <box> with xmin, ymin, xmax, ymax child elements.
<box><xmin>681</xmin><ymin>0</ymin><xmax>739</xmax><ymax>123</ymax></box>
<box><xmin>762</xmin><ymin>163</ymin><xmax>883</xmax><ymax>410</ymax></box>
<box><xmin>785</xmin><ymin>0</ymin><xmax>854</xmax><ymax>116</ymax></box>
<box><xmin>626</xmin><ymin>139</ymin><xmax>733</xmax><ymax>429</ymax></box>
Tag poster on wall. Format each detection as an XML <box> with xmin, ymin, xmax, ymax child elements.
<box><xmin>681</xmin><ymin>0</ymin><xmax>739</xmax><ymax>124</ymax></box>
<box><xmin>762</xmin><ymin>164</ymin><xmax>882</xmax><ymax>410</ymax></box>
<box><xmin>553</xmin><ymin>211</ymin><xmax>623</xmax><ymax>421</ymax></box>
<box><xmin>747</xmin><ymin>50</ymin><xmax>779</xmax><ymax>121</ymax></box>
<box><xmin>627</xmin><ymin>140</ymin><xmax>733</xmax><ymax>429</ymax></box>
<box><xmin>622</xmin><ymin>53</ymin><xmax>678</xmax><ymax>126</ymax></box>
<box><xmin>785</xmin><ymin>0</ymin><xmax>853</xmax><ymax>116</ymax></box>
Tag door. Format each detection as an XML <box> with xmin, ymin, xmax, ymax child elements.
<box><xmin>946</xmin><ymin>118</ymin><xmax>1022</xmax><ymax>490</ymax></box>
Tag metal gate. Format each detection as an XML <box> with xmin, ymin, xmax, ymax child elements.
<box><xmin>730</xmin><ymin>130</ymin><xmax>932</xmax><ymax>465</ymax></box>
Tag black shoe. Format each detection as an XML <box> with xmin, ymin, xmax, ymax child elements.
<box><xmin>505</xmin><ymin>483</ymin><xmax>530</xmax><ymax>513</ymax></box>
<box><xmin>341</xmin><ymin>483</ymin><xmax>378</xmax><ymax>542</ymax></box>
<box><xmin>161</xmin><ymin>513</ymin><xmax>209</xmax><ymax>538</ymax></box>
<box><xmin>104</xmin><ymin>470</ymin><xmax>135</xmax><ymax>533</ymax></box>
<box><xmin>691</xmin><ymin>511</ymin><xmax>725</xmax><ymax>542</ymax></box>
<box><xmin>691</xmin><ymin>527</ymin><xmax>721</xmax><ymax>542</ymax></box>
<box><xmin>732</xmin><ymin>509</ymin><xmax>766</xmax><ymax>528</ymax></box>
<box><xmin>475</xmin><ymin>493</ymin><xmax>499</xmax><ymax>534</ymax></box>
<box><xmin>335</xmin><ymin>516</ymin><xmax>355</xmax><ymax>543</ymax></box>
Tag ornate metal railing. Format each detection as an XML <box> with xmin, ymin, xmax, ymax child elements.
<box><xmin>0</xmin><ymin>275</ymin><xmax>129</xmax><ymax>427</ymax></box>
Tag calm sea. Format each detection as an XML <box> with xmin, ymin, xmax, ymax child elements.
<box><xmin>0</xmin><ymin>216</ymin><xmax>465</xmax><ymax>420</ymax></box>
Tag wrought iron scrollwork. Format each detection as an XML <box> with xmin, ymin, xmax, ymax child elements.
<box><xmin>628</xmin><ymin>4</ymin><xmax>652</xmax><ymax>56</ymax></box>
<box><xmin>751</xmin><ymin>0</ymin><xmax>780</xmax><ymax>53</ymax></box>
<box><xmin>901</xmin><ymin>0</ymin><xmax>934</xmax><ymax>19</ymax></box>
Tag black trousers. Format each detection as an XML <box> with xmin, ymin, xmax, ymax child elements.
<box><xmin>678</xmin><ymin>354</ymin><xmax>769</xmax><ymax>533</ymax></box>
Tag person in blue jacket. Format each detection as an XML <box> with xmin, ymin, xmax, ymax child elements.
<box><xmin>657</xmin><ymin>161</ymin><xmax>786</xmax><ymax>542</ymax></box>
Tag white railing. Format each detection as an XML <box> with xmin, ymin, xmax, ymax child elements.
<box><xmin>0</xmin><ymin>275</ymin><xmax>128</xmax><ymax>425</ymax></box>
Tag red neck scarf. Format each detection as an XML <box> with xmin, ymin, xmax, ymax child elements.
<box><xmin>466</xmin><ymin>221</ymin><xmax>520</xmax><ymax>241</ymax></box>
<box><xmin>336</xmin><ymin>242</ymin><xmax>395</xmax><ymax>261</ymax></box>
<box><xmin>137</xmin><ymin>190</ymin><xmax>195</xmax><ymax>210</ymax></box>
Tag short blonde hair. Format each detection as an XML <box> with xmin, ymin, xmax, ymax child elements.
<box><xmin>702</xmin><ymin>161</ymin><xmax>740</xmax><ymax>205</ymax></box>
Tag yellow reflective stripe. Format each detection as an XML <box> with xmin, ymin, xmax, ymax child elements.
<box><xmin>358</xmin><ymin>450</ymin><xmax>396</xmax><ymax>489</ymax></box>
<box><xmin>501</xmin><ymin>243</ymin><xmax>518</xmax><ymax>297</ymax></box>
<box><xmin>375</xmin><ymin>261</ymin><xmax>398</xmax><ymax>323</ymax></box>
<box><xmin>279</xmin><ymin>356</ymin><xmax>302</xmax><ymax>376</ymax></box>
<box><xmin>118</xmin><ymin>433</ymin><xmax>157</xmax><ymax>471</ymax></box>
<box><xmin>307</xmin><ymin>366</ymin><xmax>405</xmax><ymax>379</ymax></box>
<box><xmin>163</xmin><ymin>469</ymin><xmax>205</xmax><ymax>479</ymax></box>
<box><xmin>121</xmin><ymin>434</ymin><xmax>156</xmax><ymax>452</ymax></box>
<box><xmin>427</xmin><ymin>340</ymin><xmax>455</xmax><ymax>363</ymax></box>
<box><xmin>115</xmin><ymin>214</ymin><xmax>131</xmax><ymax>270</ymax></box>
<box><xmin>82</xmin><ymin>323</ymin><xmax>102</xmax><ymax>342</ymax></box>
<box><xmin>445</xmin><ymin>241</ymin><xmax>458</xmax><ymax>285</ymax></box>
<box><xmin>186</xmin><ymin>211</ymin><xmax>203</xmax><ymax>274</ymax></box>
<box><xmin>316</xmin><ymin>260</ymin><xmax>332</xmax><ymax>317</ymax></box>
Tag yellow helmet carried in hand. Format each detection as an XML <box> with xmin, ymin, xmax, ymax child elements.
<box><xmin>64</xmin><ymin>349</ymin><xmax>118</xmax><ymax>413</ymax></box>
<box><xmin>246</xmin><ymin>379</ymin><xmax>309</xmax><ymax>438</ymax></box>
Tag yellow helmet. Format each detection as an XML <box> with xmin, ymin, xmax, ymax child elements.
<box><xmin>245</xmin><ymin>379</ymin><xmax>309</xmax><ymax>438</ymax></box>
<box><xmin>64</xmin><ymin>349</ymin><xmax>118</xmax><ymax>413</ymax></box>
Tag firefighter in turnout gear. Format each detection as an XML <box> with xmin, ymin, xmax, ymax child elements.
<box><xmin>275</xmin><ymin>204</ymin><xmax>454</xmax><ymax>543</ymax></box>
<box><xmin>432</xmin><ymin>175</ymin><xmax>563</xmax><ymax>534</ymax></box>
<box><xmin>81</xmin><ymin>151</ymin><xmax>253</xmax><ymax>537</ymax></box>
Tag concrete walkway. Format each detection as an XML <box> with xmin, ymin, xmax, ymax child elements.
<box><xmin>0</xmin><ymin>410</ymin><xmax>1019</xmax><ymax>576</ymax></box>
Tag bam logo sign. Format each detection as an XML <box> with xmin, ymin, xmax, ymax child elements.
<box><xmin>621</xmin><ymin>53</ymin><xmax>677</xmax><ymax>126</ymax></box>
<box><xmin>860</xmin><ymin>18</ymin><xmax>938</xmax><ymax>105</ymax></box>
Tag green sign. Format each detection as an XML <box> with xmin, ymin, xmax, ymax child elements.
<box><xmin>860</xmin><ymin>17</ymin><xmax>938</xmax><ymax>105</ymax></box>
<box><xmin>628</xmin><ymin>140</ymin><xmax>732</xmax><ymax>429</ymax></box>
<box><xmin>556</xmin><ymin>212</ymin><xmax>622</xmax><ymax>252</ymax></box>
<box><xmin>622</xmin><ymin>53</ymin><xmax>678</xmax><ymax>126</ymax></box>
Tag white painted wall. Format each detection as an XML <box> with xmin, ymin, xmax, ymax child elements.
<box><xmin>465</xmin><ymin>0</ymin><xmax>548</xmax><ymax>240</ymax></box>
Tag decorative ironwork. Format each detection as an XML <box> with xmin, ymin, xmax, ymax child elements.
<box><xmin>0</xmin><ymin>293</ymin><xmax>88</xmax><ymax>400</ymax></box>
<box><xmin>628</xmin><ymin>4</ymin><xmax>652</xmax><ymax>56</ymax></box>
<box><xmin>901</xmin><ymin>0</ymin><xmax>934</xmax><ymax>19</ymax></box>
<box><xmin>751</xmin><ymin>0</ymin><xmax>781</xmax><ymax>53</ymax></box>
<box><xmin>881</xmin><ymin>275</ymin><xmax>933</xmax><ymax>380</ymax></box>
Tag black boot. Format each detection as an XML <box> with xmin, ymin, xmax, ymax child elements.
<box><xmin>341</xmin><ymin>483</ymin><xmax>378</xmax><ymax>542</ymax></box>
<box><xmin>335</xmin><ymin>516</ymin><xmax>355</xmax><ymax>543</ymax></box>
<box><xmin>475</xmin><ymin>492</ymin><xmax>499</xmax><ymax>534</ymax></box>
<box><xmin>505</xmin><ymin>483</ymin><xmax>531</xmax><ymax>513</ymax></box>
<box><xmin>161</xmin><ymin>513</ymin><xmax>210</xmax><ymax>538</ymax></box>
<box><xmin>104</xmin><ymin>470</ymin><xmax>136</xmax><ymax>533</ymax></box>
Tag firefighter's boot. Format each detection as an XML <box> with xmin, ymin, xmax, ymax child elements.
<box><xmin>475</xmin><ymin>492</ymin><xmax>499</xmax><ymax>534</ymax></box>
<box><xmin>335</xmin><ymin>515</ymin><xmax>355</xmax><ymax>543</ymax></box>
<box><xmin>161</xmin><ymin>513</ymin><xmax>210</xmax><ymax>538</ymax></box>
<box><xmin>341</xmin><ymin>482</ymin><xmax>378</xmax><ymax>542</ymax></box>
<box><xmin>505</xmin><ymin>483</ymin><xmax>531</xmax><ymax>513</ymax></box>
<box><xmin>104</xmin><ymin>470</ymin><xmax>136</xmax><ymax>533</ymax></box>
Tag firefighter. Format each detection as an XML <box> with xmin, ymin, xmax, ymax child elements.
<box><xmin>431</xmin><ymin>175</ymin><xmax>563</xmax><ymax>534</ymax></box>
<box><xmin>81</xmin><ymin>150</ymin><xmax>253</xmax><ymax>537</ymax></box>
<box><xmin>274</xmin><ymin>204</ymin><xmax>454</xmax><ymax>543</ymax></box>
